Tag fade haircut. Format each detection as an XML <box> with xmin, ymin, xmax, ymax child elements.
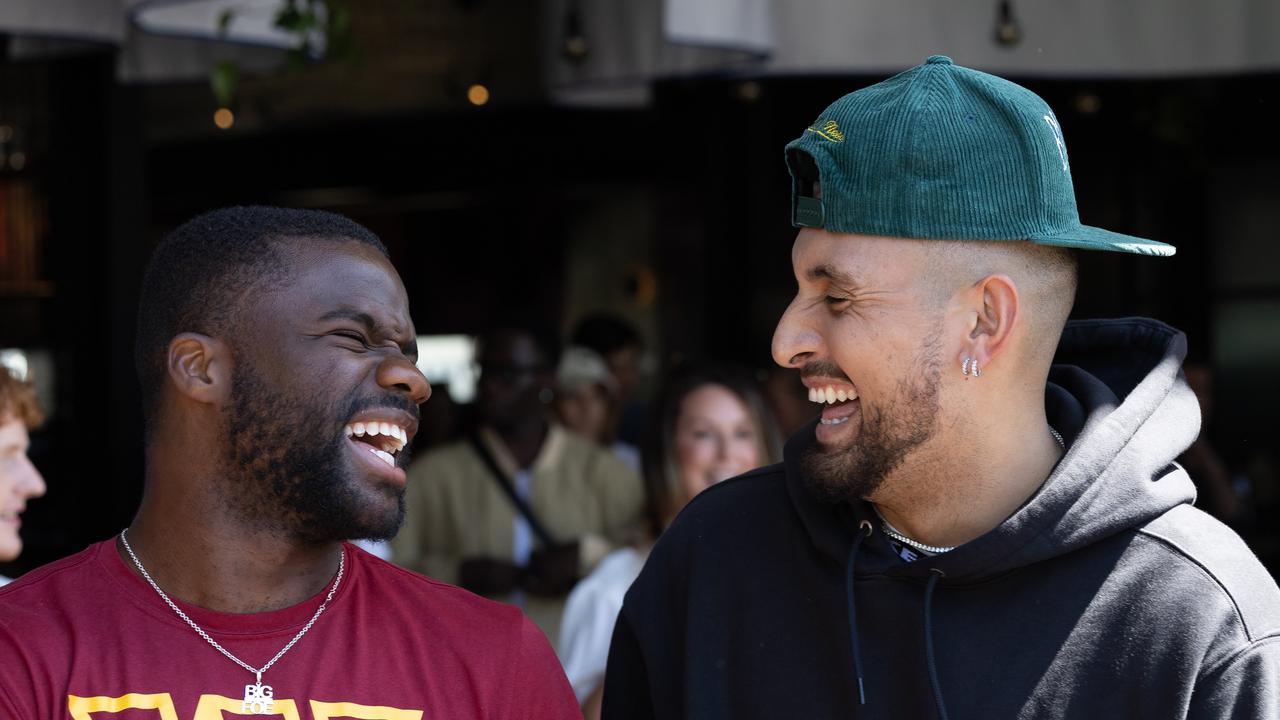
<box><xmin>134</xmin><ymin>206</ymin><xmax>388</xmax><ymax>425</ymax></box>
<box><xmin>923</xmin><ymin>240</ymin><xmax>1079</xmax><ymax>369</ymax></box>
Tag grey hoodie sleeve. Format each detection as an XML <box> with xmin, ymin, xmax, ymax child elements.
<box><xmin>1187</xmin><ymin>639</ymin><xmax>1280</xmax><ymax>719</ymax></box>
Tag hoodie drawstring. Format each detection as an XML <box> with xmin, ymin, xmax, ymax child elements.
<box><xmin>923</xmin><ymin>568</ymin><xmax>950</xmax><ymax>720</ymax></box>
<box><xmin>845</xmin><ymin>520</ymin><xmax>873</xmax><ymax>705</ymax></box>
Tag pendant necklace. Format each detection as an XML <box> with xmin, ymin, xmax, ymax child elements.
<box><xmin>119</xmin><ymin>528</ymin><xmax>345</xmax><ymax>715</ymax></box>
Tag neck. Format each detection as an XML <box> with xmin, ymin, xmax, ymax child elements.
<box><xmin>871</xmin><ymin>403</ymin><xmax>1063</xmax><ymax>549</ymax></box>
<box><xmin>492</xmin><ymin>419</ymin><xmax>548</xmax><ymax>468</ymax></box>
<box><xmin>127</xmin><ymin>455</ymin><xmax>342</xmax><ymax>613</ymax></box>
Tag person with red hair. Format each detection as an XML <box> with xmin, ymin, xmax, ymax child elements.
<box><xmin>0</xmin><ymin>367</ymin><xmax>46</xmax><ymax>583</ymax></box>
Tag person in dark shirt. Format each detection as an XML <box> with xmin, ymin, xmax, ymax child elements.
<box><xmin>604</xmin><ymin>56</ymin><xmax>1280</xmax><ymax>720</ymax></box>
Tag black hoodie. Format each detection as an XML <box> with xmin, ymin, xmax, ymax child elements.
<box><xmin>603</xmin><ymin>319</ymin><xmax>1280</xmax><ymax>719</ymax></box>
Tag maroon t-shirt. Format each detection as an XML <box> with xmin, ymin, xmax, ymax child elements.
<box><xmin>0</xmin><ymin>538</ymin><xmax>580</xmax><ymax>719</ymax></box>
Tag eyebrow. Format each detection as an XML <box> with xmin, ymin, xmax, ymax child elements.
<box><xmin>319</xmin><ymin>307</ymin><xmax>418</xmax><ymax>359</ymax></box>
<box><xmin>320</xmin><ymin>308</ymin><xmax>379</xmax><ymax>328</ymax></box>
<box><xmin>805</xmin><ymin>263</ymin><xmax>862</xmax><ymax>289</ymax></box>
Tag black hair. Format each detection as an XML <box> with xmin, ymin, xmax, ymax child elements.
<box><xmin>134</xmin><ymin>206</ymin><xmax>387</xmax><ymax>423</ymax></box>
<box><xmin>570</xmin><ymin>312</ymin><xmax>642</xmax><ymax>358</ymax></box>
<box><xmin>477</xmin><ymin>316</ymin><xmax>563</xmax><ymax>370</ymax></box>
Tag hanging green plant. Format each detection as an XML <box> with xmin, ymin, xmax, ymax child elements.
<box><xmin>210</xmin><ymin>0</ymin><xmax>357</xmax><ymax>112</ymax></box>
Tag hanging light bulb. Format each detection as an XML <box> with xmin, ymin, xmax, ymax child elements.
<box><xmin>562</xmin><ymin>1</ymin><xmax>588</xmax><ymax>64</ymax></box>
<box><xmin>213</xmin><ymin>107</ymin><xmax>235</xmax><ymax>129</ymax></box>
<box><xmin>995</xmin><ymin>0</ymin><xmax>1021</xmax><ymax>47</ymax></box>
<box><xmin>467</xmin><ymin>84</ymin><xmax>491</xmax><ymax>106</ymax></box>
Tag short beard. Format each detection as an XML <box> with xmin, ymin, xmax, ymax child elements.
<box><xmin>221</xmin><ymin>359</ymin><xmax>412</xmax><ymax>545</ymax></box>
<box><xmin>800</xmin><ymin>325</ymin><xmax>944</xmax><ymax>505</ymax></box>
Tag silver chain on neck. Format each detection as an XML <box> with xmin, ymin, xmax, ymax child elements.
<box><xmin>879</xmin><ymin>517</ymin><xmax>959</xmax><ymax>554</ymax></box>
<box><xmin>119</xmin><ymin>528</ymin><xmax>345</xmax><ymax>686</ymax></box>
<box><xmin>1048</xmin><ymin>426</ymin><xmax>1065</xmax><ymax>449</ymax></box>
<box><xmin>877</xmin><ymin>426</ymin><xmax>1066</xmax><ymax>555</ymax></box>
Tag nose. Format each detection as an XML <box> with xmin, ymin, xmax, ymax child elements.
<box><xmin>772</xmin><ymin>296</ymin><xmax>821</xmax><ymax>369</ymax></box>
<box><xmin>714</xmin><ymin>434</ymin><xmax>729</xmax><ymax>461</ymax></box>
<box><xmin>15</xmin><ymin>456</ymin><xmax>45</xmax><ymax>500</ymax></box>
<box><xmin>378</xmin><ymin>354</ymin><xmax>432</xmax><ymax>405</ymax></box>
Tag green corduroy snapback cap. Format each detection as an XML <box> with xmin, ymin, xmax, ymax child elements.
<box><xmin>784</xmin><ymin>55</ymin><xmax>1175</xmax><ymax>256</ymax></box>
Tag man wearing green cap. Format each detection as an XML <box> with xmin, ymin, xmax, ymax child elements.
<box><xmin>602</xmin><ymin>57</ymin><xmax>1280</xmax><ymax>719</ymax></box>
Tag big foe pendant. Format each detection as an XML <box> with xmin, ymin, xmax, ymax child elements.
<box><xmin>241</xmin><ymin>681</ymin><xmax>275</xmax><ymax>714</ymax></box>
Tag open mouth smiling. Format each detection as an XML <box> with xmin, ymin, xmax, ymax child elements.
<box><xmin>807</xmin><ymin>382</ymin><xmax>860</xmax><ymax>425</ymax></box>
<box><xmin>342</xmin><ymin>410</ymin><xmax>418</xmax><ymax>473</ymax></box>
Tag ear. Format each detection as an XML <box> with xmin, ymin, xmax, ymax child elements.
<box><xmin>958</xmin><ymin>274</ymin><xmax>1019</xmax><ymax>375</ymax></box>
<box><xmin>166</xmin><ymin>333</ymin><xmax>232</xmax><ymax>405</ymax></box>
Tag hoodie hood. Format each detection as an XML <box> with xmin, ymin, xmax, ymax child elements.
<box><xmin>787</xmin><ymin>317</ymin><xmax>1201</xmax><ymax>582</ymax></box>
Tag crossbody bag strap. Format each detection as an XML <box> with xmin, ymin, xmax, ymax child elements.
<box><xmin>469</xmin><ymin>433</ymin><xmax>558</xmax><ymax>548</ymax></box>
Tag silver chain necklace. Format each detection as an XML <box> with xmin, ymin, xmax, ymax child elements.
<box><xmin>119</xmin><ymin>528</ymin><xmax>345</xmax><ymax>715</ymax></box>
<box><xmin>877</xmin><ymin>426</ymin><xmax>1066</xmax><ymax>555</ymax></box>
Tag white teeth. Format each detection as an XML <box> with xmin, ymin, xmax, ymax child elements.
<box><xmin>808</xmin><ymin>385</ymin><xmax>859</xmax><ymax>405</ymax></box>
<box><xmin>820</xmin><ymin>416</ymin><xmax>851</xmax><ymax>426</ymax></box>
<box><xmin>344</xmin><ymin>421</ymin><xmax>409</xmax><ymax>453</ymax></box>
<box><xmin>370</xmin><ymin>447</ymin><xmax>396</xmax><ymax>467</ymax></box>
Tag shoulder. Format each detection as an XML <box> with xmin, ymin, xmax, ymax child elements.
<box><xmin>356</xmin><ymin>545</ymin><xmax>576</xmax><ymax>711</ymax></box>
<box><xmin>546</xmin><ymin>428</ymin><xmax>639</xmax><ymax>488</ymax></box>
<box><xmin>350</xmin><ymin>544</ymin><xmax>526</xmax><ymax>629</ymax></box>
<box><xmin>411</xmin><ymin>439</ymin><xmax>477</xmax><ymax>469</ymax></box>
<box><xmin>593</xmin><ymin>546</ymin><xmax>646</xmax><ymax>578</ymax></box>
<box><xmin>0</xmin><ymin>543</ymin><xmax>100</xmax><ymax>605</ymax></box>
<box><xmin>668</xmin><ymin>463</ymin><xmax>790</xmax><ymax>532</ymax></box>
<box><xmin>405</xmin><ymin>440</ymin><xmax>480</xmax><ymax>487</ymax></box>
<box><xmin>1136</xmin><ymin>505</ymin><xmax>1280</xmax><ymax>644</ymax></box>
<box><xmin>557</xmin><ymin>428</ymin><xmax>630</xmax><ymax>470</ymax></box>
<box><xmin>0</xmin><ymin>543</ymin><xmax>105</xmax><ymax>648</ymax></box>
<box><xmin>631</xmin><ymin>464</ymin><xmax>790</xmax><ymax>591</ymax></box>
<box><xmin>569</xmin><ymin>547</ymin><xmax>644</xmax><ymax>607</ymax></box>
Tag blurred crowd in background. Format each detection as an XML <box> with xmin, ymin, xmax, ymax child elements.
<box><xmin>3</xmin><ymin>3</ymin><xmax>1280</xmax><ymax>714</ymax></box>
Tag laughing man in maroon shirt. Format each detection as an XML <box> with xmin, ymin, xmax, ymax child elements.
<box><xmin>0</xmin><ymin>206</ymin><xmax>579</xmax><ymax>720</ymax></box>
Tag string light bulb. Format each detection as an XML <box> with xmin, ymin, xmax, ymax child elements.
<box><xmin>467</xmin><ymin>84</ymin><xmax>490</xmax><ymax>107</ymax></box>
<box><xmin>213</xmin><ymin>107</ymin><xmax>235</xmax><ymax>130</ymax></box>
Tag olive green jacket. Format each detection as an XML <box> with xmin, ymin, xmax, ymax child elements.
<box><xmin>393</xmin><ymin>424</ymin><xmax>644</xmax><ymax>649</ymax></box>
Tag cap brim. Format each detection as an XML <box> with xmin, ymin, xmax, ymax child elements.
<box><xmin>1029</xmin><ymin>224</ymin><xmax>1176</xmax><ymax>257</ymax></box>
